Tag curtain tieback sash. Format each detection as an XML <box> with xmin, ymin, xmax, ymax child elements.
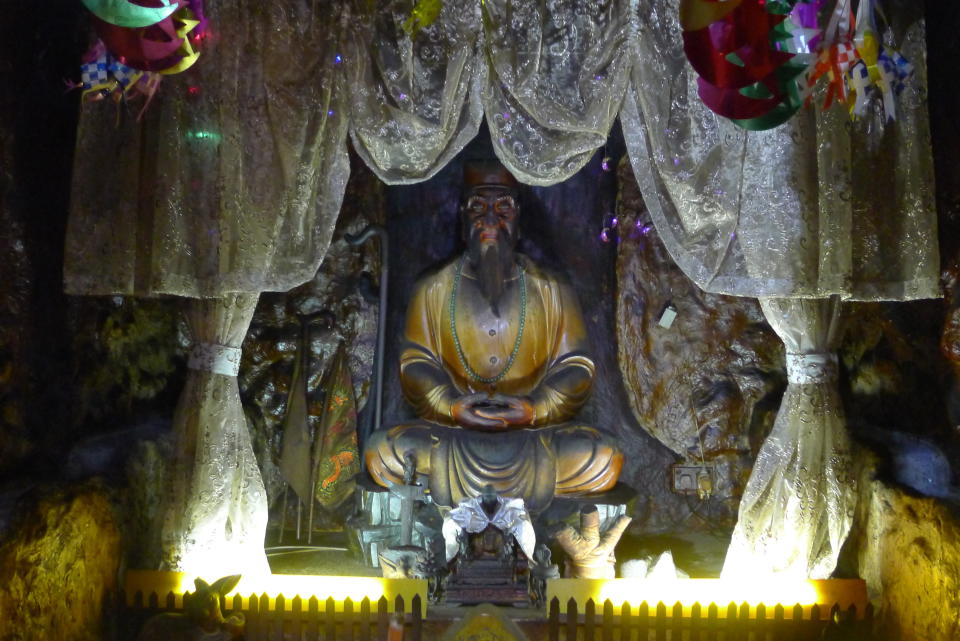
<box><xmin>786</xmin><ymin>352</ymin><xmax>838</xmax><ymax>384</ymax></box>
<box><xmin>189</xmin><ymin>342</ymin><xmax>242</xmax><ymax>376</ymax></box>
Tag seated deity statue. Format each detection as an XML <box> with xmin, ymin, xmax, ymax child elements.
<box><xmin>365</xmin><ymin>160</ymin><xmax>623</xmax><ymax>513</ymax></box>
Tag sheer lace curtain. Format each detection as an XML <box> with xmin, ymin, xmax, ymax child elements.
<box><xmin>347</xmin><ymin>0</ymin><xmax>485</xmax><ymax>184</ymax></box>
<box><xmin>480</xmin><ymin>0</ymin><xmax>635</xmax><ymax>185</ymax></box>
<box><xmin>161</xmin><ymin>294</ymin><xmax>271</xmax><ymax>579</ymax></box>
<box><xmin>349</xmin><ymin>0</ymin><xmax>636</xmax><ymax>187</ymax></box>
<box><xmin>722</xmin><ymin>297</ymin><xmax>855</xmax><ymax>579</ymax></box>
<box><xmin>66</xmin><ymin>0</ymin><xmax>351</xmax><ymax>578</ymax></box>
<box><xmin>622</xmin><ymin>0</ymin><xmax>937</xmax><ymax>579</ymax></box>
<box><xmin>65</xmin><ymin>0</ymin><xmax>350</xmax><ymax>297</ymax></box>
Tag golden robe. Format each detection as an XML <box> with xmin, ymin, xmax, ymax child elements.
<box><xmin>366</xmin><ymin>254</ymin><xmax>622</xmax><ymax>511</ymax></box>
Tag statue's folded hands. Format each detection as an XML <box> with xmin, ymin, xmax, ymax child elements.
<box><xmin>452</xmin><ymin>393</ymin><xmax>534</xmax><ymax>430</ymax></box>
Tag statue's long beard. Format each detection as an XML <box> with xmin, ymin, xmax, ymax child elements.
<box><xmin>469</xmin><ymin>234</ymin><xmax>515</xmax><ymax>317</ymax></box>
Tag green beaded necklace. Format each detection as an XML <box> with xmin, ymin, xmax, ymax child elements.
<box><xmin>449</xmin><ymin>255</ymin><xmax>526</xmax><ymax>385</ymax></box>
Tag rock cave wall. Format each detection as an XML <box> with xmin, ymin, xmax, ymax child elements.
<box><xmin>847</xmin><ymin>453</ymin><xmax>960</xmax><ymax>641</ymax></box>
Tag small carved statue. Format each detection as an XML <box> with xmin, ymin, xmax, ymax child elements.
<box><xmin>415</xmin><ymin>545</ymin><xmax>447</xmax><ymax>604</ymax></box>
<box><xmin>137</xmin><ymin>575</ymin><xmax>244</xmax><ymax>641</ymax></box>
<box><xmin>554</xmin><ymin>505</ymin><xmax>631</xmax><ymax>579</ymax></box>
<box><xmin>442</xmin><ymin>484</ymin><xmax>536</xmax><ymax>563</ymax></box>
<box><xmin>530</xmin><ymin>544</ymin><xmax>561</xmax><ymax>608</ymax></box>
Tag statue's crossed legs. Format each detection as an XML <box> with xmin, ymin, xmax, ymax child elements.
<box><xmin>365</xmin><ymin>422</ymin><xmax>622</xmax><ymax>512</ymax></box>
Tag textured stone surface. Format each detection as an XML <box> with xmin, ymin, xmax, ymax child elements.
<box><xmin>614</xmin><ymin>158</ymin><xmax>784</xmax><ymax>525</ymax></box>
<box><xmin>0</xmin><ymin>107</ymin><xmax>33</xmax><ymax>476</ymax></box>
<box><xmin>240</xmin><ymin>157</ymin><xmax>384</xmax><ymax>512</ymax></box>
<box><xmin>69</xmin><ymin>298</ymin><xmax>185</xmax><ymax>426</ymax></box>
<box><xmin>121</xmin><ymin>435</ymin><xmax>173</xmax><ymax>570</ymax></box>
<box><xmin>0</xmin><ymin>483</ymin><xmax>121</xmax><ymax>641</ymax></box>
<box><xmin>849</xmin><ymin>456</ymin><xmax>960</xmax><ymax>641</ymax></box>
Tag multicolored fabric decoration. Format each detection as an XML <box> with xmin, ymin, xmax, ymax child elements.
<box><xmin>80</xmin><ymin>0</ymin><xmax>178</xmax><ymax>29</ymax></box>
<box><xmin>92</xmin><ymin>5</ymin><xmax>201</xmax><ymax>73</ymax></box>
<box><xmin>682</xmin><ymin>0</ymin><xmax>914</xmax><ymax>129</ymax></box>
<box><xmin>74</xmin><ymin>0</ymin><xmax>205</xmax><ymax>117</ymax></box>
<box><xmin>805</xmin><ymin>0</ymin><xmax>855</xmax><ymax>109</ymax></box>
<box><xmin>845</xmin><ymin>0</ymin><xmax>913</xmax><ymax>120</ymax></box>
<box><xmin>680</xmin><ymin>0</ymin><xmax>818</xmax><ymax>131</ymax></box>
<box><xmin>74</xmin><ymin>41</ymin><xmax>145</xmax><ymax>102</ymax></box>
<box><xmin>311</xmin><ymin>343</ymin><xmax>361</xmax><ymax>511</ymax></box>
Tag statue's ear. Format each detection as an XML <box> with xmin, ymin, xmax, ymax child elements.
<box><xmin>194</xmin><ymin>578</ymin><xmax>210</xmax><ymax>593</ymax></box>
<box><xmin>211</xmin><ymin>574</ymin><xmax>242</xmax><ymax>596</ymax></box>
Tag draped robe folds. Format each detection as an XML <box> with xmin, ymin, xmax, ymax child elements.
<box><xmin>366</xmin><ymin>254</ymin><xmax>622</xmax><ymax>512</ymax></box>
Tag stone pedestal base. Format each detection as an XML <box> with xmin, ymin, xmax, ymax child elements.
<box><xmin>347</xmin><ymin>480</ymin><xmax>441</xmax><ymax>567</ymax></box>
<box><xmin>444</xmin><ymin>557</ymin><xmax>530</xmax><ymax>607</ymax></box>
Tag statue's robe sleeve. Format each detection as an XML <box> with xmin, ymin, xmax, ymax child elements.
<box><xmin>399</xmin><ymin>273</ymin><xmax>460</xmax><ymax>425</ymax></box>
<box><xmin>529</xmin><ymin>272</ymin><xmax>595</xmax><ymax>426</ymax></box>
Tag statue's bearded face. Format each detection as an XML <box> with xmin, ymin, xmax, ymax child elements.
<box><xmin>462</xmin><ymin>186</ymin><xmax>519</xmax><ymax>316</ymax></box>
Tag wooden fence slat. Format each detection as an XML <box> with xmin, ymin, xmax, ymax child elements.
<box><xmin>737</xmin><ymin>602</ymin><xmax>749</xmax><ymax>641</ymax></box>
<box><xmin>671</xmin><ymin>602</ymin><xmax>683</xmax><ymax>639</ymax></box>
<box><xmin>756</xmin><ymin>603</ymin><xmax>767</xmax><ymax>641</ymax></box>
<box><xmin>166</xmin><ymin>591</ymin><xmax>176</xmax><ymax>611</ymax></box>
<box><xmin>810</xmin><ymin>603</ymin><xmax>822</xmax><ymax>639</ymax></box>
<box><xmin>360</xmin><ymin>597</ymin><xmax>371</xmax><ymax>641</ymax></box>
<box><xmin>706</xmin><ymin>603</ymin><xmax>718</xmax><ymax>641</ymax></box>
<box><xmin>567</xmin><ymin>598</ymin><xmax>578</xmax><ymax>641</ymax></box>
<box><xmin>148</xmin><ymin>592</ymin><xmax>159</xmax><ymax>609</ymax></box>
<box><xmin>726</xmin><ymin>603</ymin><xmax>739</xmax><ymax>641</ymax></box>
<box><xmin>308</xmin><ymin>596</ymin><xmax>320</xmax><ymax>641</ymax></box>
<box><xmin>773</xmin><ymin>603</ymin><xmax>785</xmax><ymax>632</ymax></box>
<box><xmin>134</xmin><ymin>591</ymin><xmax>144</xmax><ymax>609</ymax></box>
<box><xmin>619</xmin><ymin>602</ymin><xmax>631</xmax><ymax>641</ymax></box>
<box><xmin>325</xmin><ymin>596</ymin><xmax>337</xmax><ymax>641</ymax></box>
<box><xmin>344</xmin><ymin>597</ymin><xmax>355</xmax><ymax>641</ymax></box>
<box><xmin>637</xmin><ymin>601</ymin><xmax>649</xmax><ymax>640</ymax></box>
<box><xmin>601</xmin><ymin>600</ymin><xmax>614</xmax><ymax>641</ymax></box>
<box><xmin>790</xmin><ymin>604</ymin><xmax>803</xmax><ymax>641</ymax></box>
<box><xmin>548</xmin><ymin>597</ymin><xmax>560</xmax><ymax>641</ymax></box>
<box><xmin>690</xmin><ymin>602</ymin><xmax>702</xmax><ymax>641</ymax></box>
<box><xmin>377</xmin><ymin>596</ymin><xmax>389</xmax><ymax>641</ymax></box>
<box><xmin>411</xmin><ymin>595</ymin><xmax>422</xmax><ymax>641</ymax></box>
<box><xmin>245</xmin><ymin>593</ymin><xmax>258</xmax><ymax>641</ymax></box>
<box><xmin>585</xmin><ymin>598</ymin><xmax>596</xmax><ymax>641</ymax></box>
<box><xmin>654</xmin><ymin>602</ymin><xmax>667</xmax><ymax>641</ymax></box>
<box><xmin>291</xmin><ymin>596</ymin><xmax>304</xmax><ymax>641</ymax></box>
<box><xmin>845</xmin><ymin>603</ymin><xmax>857</xmax><ymax>622</ymax></box>
<box><xmin>256</xmin><ymin>594</ymin><xmax>269</xmax><ymax>641</ymax></box>
<box><xmin>274</xmin><ymin>594</ymin><xmax>287</xmax><ymax>641</ymax></box>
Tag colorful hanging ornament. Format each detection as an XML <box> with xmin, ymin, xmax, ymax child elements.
<box><xmin>681</xmin><ymin>0</ymin><xmax>818</xmax><ymax>131</ymax></box>
<box><xmin>845</xmin><ymin>0</ymin><xmax>913</xmax><ymax>120</ymax></box>
<box><xmin>92</xmin><ymin>5</ymin><xmax>200</xmax><ymax>74</ymax></box>
<box><xmin>80</xmin><ymin>0</ymin><xmax>178</xmax><ymax>29</ymax></box>
<box><xmin>805</xmin><ymin>0</ymin><xmax>856</xmax><ymax>110</ymax></box>
<box><xmin>73</xmin><ymin>40</ymin><xmax>145</xmax><ymax>101</ymax></box>
<box><xmin>402</xmin><ymin>0</ymin><xmax>444</xmax><ymax>37</ymax></box>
